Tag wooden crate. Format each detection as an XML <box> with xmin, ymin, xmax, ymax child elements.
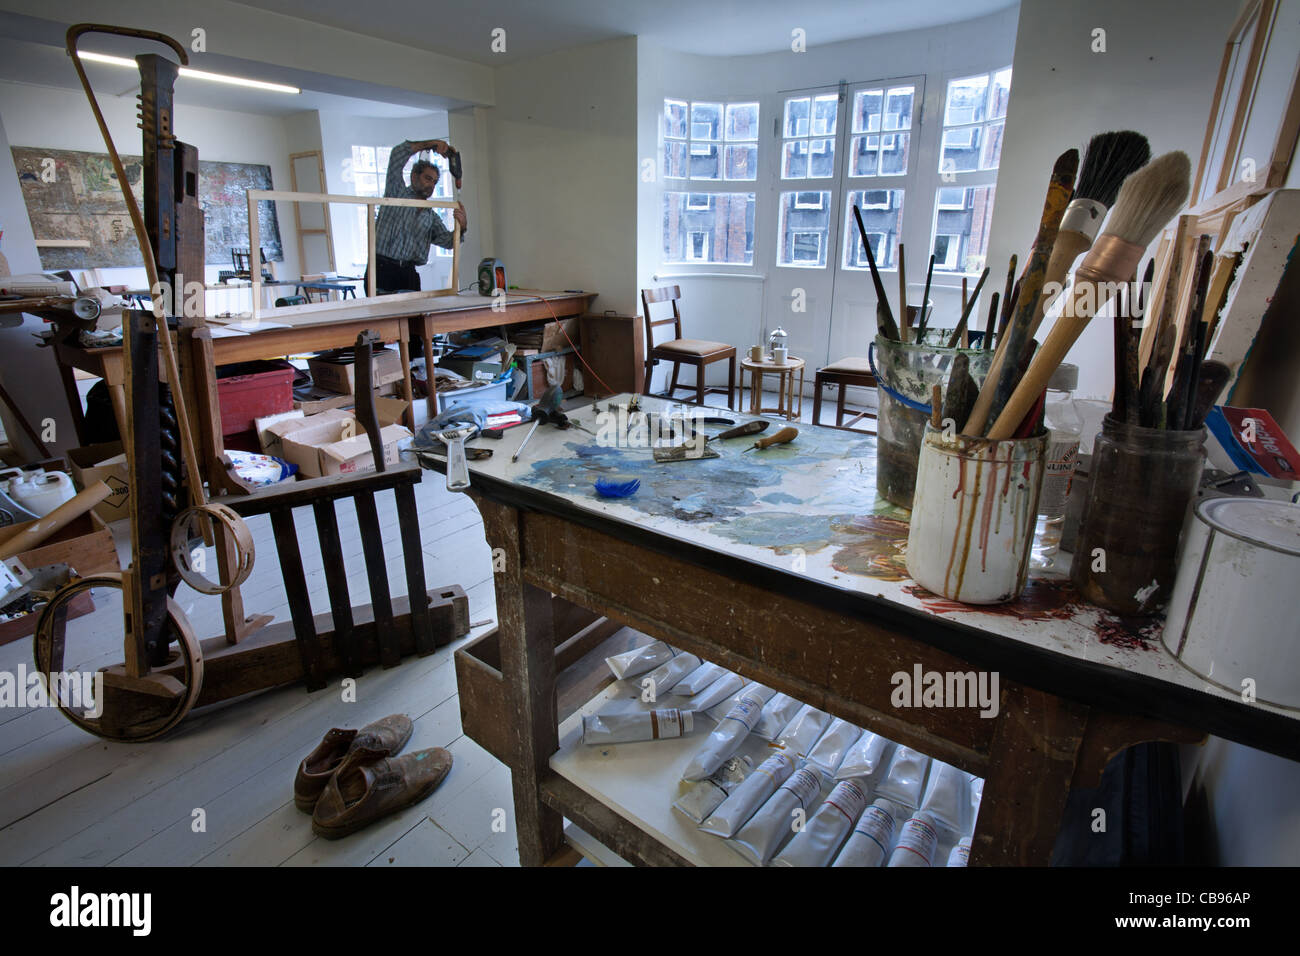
<box><xmin>0</xmin><ymin>526</ymin><xmax>120</xmax><ymax>647</ymax></box>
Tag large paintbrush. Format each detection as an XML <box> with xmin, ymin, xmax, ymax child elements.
<box><xmin>963</xmin><ymin>148</ymin><xmax>1078</xmax><ymax>436</ymax></box>
<box><xmin>1167</xmin><ymin>247</ymin><xmax>1213</xmax><ymax>430</ymax></box>
<box><xmin>988</xmin><ymin>151</ymin><xmax>1192</xmax><ymax>439</ymax></box>
<box><xmin>854</xmin><ymin>204</ymin><xmax>899</xmax><ymax>341</ymax></box>
<box><xmin>983</xmin><ymin>290</ymin><xmax>1000</xmax><ymax>351</ymax></box>
<box><xmin>916</xmin><ymin>254</ymin><xmax>936</xmax><ymax>340</ymax></box>
<box><xmin>945</xmin><ymin>266</ymin><xmax>990</xmax><ymax>348</ymax></box>
<box><xmin>1027</xmin><ymin>131</ymin><xmax>1151</xmax><ymax>338</ymax></box>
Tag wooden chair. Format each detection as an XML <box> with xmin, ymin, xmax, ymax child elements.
<box><xmin>813</xmin><ymin>357</ymin><xmax>878</xmax><ymax>431</ymax></box>
<box><xmin>641</xmin><ymin>286</ymin><xmax>735</xmax><ymax>409</ymax></box>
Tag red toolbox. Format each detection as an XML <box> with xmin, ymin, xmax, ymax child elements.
<box><xmin>216</xmin><ymin>360</ymin><xmax>296</xmax><ymax>436</ymax></box>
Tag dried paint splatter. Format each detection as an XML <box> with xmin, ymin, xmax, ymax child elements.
<box><xmin>1094</xmin><ymin>615</ymin><xmax>1160</xmax><ymax>651</ymax></box>
<box><xmin>903</xmin><ymin>578</ymin><xmax>1080</xmax><ymax>622</ymax></box>
<box><xmin>829</xmin><ymin>514</ymin><xmax>911</xmax><ymax>582</ymax></box>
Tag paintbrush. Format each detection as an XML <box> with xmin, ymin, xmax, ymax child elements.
<box><xmin>1186</xmin><ymin>360</ymin><xmax>1231</xmax><ymax>429</ymax></box>
<box><xmin>983</xmin><ymin>290</ymin><xmax>1000</xmax><ymax>351</ymax></box>
<box><xmin>1028</xmin><ymin>131</ymin><xmax>1152</xmax><ymax>338</ymax></box>
<box><xmin>942</xmin><ymin>353</ymin><xmax>980</xmax><ymax>429</ymax></box>
<box><xmin>917</xmin><ymin>254</ymin><xmax>935</xmax><ymax>340</ymax></box>
<box><xmin>964</xmin><ymin>148</ymin><xmax>1079</xmax><ymax>436</ymax></box>
<box><xmin>997</xmin><ymin>276</ymin><xmax>1021</xmax><ymax>344</ymax></box>
<box><xmin>854</xmin><ymin>204</ymin><xmax>899</xmax><ymax>341</ymax></box>
<box><xmin>988</xmin><ymin>150</ymin><xmax>1191</xmax><ymax>439</ymax></box>
<box><xmin>1140</xmin><ymin>323</ymin><xmax>1177</xmax><ymax>427</ymax></box>
<box><xmin>1120</xmin><ymin>259</ymin><xmax>1153</xmax><ymax>424</ymax></box>
<box><xmin>1167</xmin><ymin>247</ymin><xmax>1213</xmax><ymax>429</ymax></box>
<box><xmin>996</xmin><ymin>254</ymin><xmax>1018</xmax><ymax>343</ymax></box>
<box><xmin>930</xmin><ymin>383</ymin><xmax>942</xmax><ymax>429</ymax></box>
<box><xmin>946</xmin><ymin>266</ymin><xmax>990</xmax><ymax>348</ymax></box>
<box><xmin>898</xmin><ymin>243</ymin><xmax>909</xmax><ymax>342</ymax></box>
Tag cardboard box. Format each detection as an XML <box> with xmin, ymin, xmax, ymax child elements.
<box><xmin>308</xmin><ymin>347</ymin><xmax>403</xmax><ymax>395</ymax></box>
<box><xmin>540</xmin><ymin>318</ymin><xmax>579</xmax><ymax>353</ymax></box>
<box><xmin>438</xmin><ymin>358</ymin><xmax>502</xmax><ymax>383</ymax></box>
<box><xmin>253</xmin><ymin>409</ymin><xmax>304</xmax><ymax>455</ymax></box>
<box><xmin>277</xmin><ymin>412</ymin><xmax>411</xmax><ymax>478</ymax></box>
<box><xmin>66</xmin><ymin>442</ymin><xmax>130</xmax><ymax>523</ymax></box>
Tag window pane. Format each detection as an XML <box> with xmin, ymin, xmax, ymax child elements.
<box><xmin>945</xmin><ymin>74</ymin><xmax>989</xmax><ymax>126</ymax></box>
<box><xmin>352</xmin><ymin>146</ymin><xmax>375</xmax><ymax>173</ymax></box>
<box><xmin>355</xmin><ymin>173</ymin><xmax>378</xmax><ymax>197</ymax></box>
<box><xmin>853</xmin><ymin>89</ymin><xmax>882</xmax><ymax>134</ymax></box>
<box><xmin>843</xmin><ymin>190</ymin><xmax>905</xmax><ymax>270</ymax></box>
<box><xmin>663</xmin><ymin>192</ymin><xmax>756</xmax><ymax>265</ymax></box>
<box><xmin>377</xmin><ymin>147</ymin><xmax>392</xmax><ymax>173</ymax></box>
<box><xmin>784</xmin><ymin>97</ymin><xmax>810</xmax><ymax>137</ymax></box>
<box><xmin>941</xmin><ymin>126</ymin><xmax>982</xmax><ymax>173</ymax></box>
<box><xmin>725</xmin><ymin>102</ymin><xmax>760</xmax><ymax>140</ymax></box>
<box><xmin>851</xmin><ymin>135</ymin><xmax>879</xmax><ymax>176</ymax></box>
<box><xmin>724</xmin><ymin>144</ymin><xmax>758</xmax><ymax>180</ymax></box>
<box><xmin>689</xmin><ymin>143</ymin><xmax>721</xmax><ymax>180</ymax></box>
<box><xmin>691</xmin><ymin>102</ymin><xmax>722</xmax><ymax>141</ymax></box>
<box><xmin>812</xmin><ymin>94</ymin><xmax>839</xmax><ymax>136</ymax></box>
<box><xmin>981</xmin><ymin>120</ymin><xmax>1005</xmax><ymax>169</ymax></box>
<box><xmin>664</xmin><ymin>99</ymin><xmax>688</xmax><ymax>138</ymax></box>
<box><xmin>809</xmin><ymin>138</ymin><xmax>835</xmax><ymax>177</ymax></box>
<box><xmin>990</xmin><ymin>69</ymin><xmax>1012</xmax><ymax>120</ymax></box>
<box><xmin>783</xmin><ymin>140</ymin><xmax>809</xmax><ymax>179</ymax></box>
<box><xmin>879</xmin><ymin>132</ymin><xmax>909</xmax><ymax>174</ymax></box>
<box><xmin>778</xmin><ymin>191</ymin><xmax>832</xmax><ymax>267</ymax></box>
<box><xmin>664</xmin><ymin>141</ymin><xmax>687</xmax><ymax>179</ymax></box>
<box><xmin>932</xmin><ymin>185</ymin><xmax>996</xmax><ymax>274</ymax></box>
<box><xmin>884</xmin><ymin>86</ymin><xmax>914</xmax><ymax>130</ymax></box>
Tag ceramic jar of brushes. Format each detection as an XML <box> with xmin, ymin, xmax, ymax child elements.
<box><xmin>871</xmin><ymin>330</ymin><xmax>994</xmax><ymax>510</ymax></box>
<box><xmin>905</xmin><ymin>424</ymin><xmax>1049</xmax><ymax>604</ymax></box>
<box><xmin>1069</xmin><ymin>415</ymin><xmax>1206</xmax><ymax>616</ymax></box>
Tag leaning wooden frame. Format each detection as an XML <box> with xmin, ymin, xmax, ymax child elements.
<box><xmin>245</xmin><ymin>188</ymin><xmax>461</xmax><ymax>321</ymax></box>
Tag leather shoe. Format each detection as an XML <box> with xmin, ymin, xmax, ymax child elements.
<box><xmin>311</xmin><ymin>746</ymin><xmax>453</xmax><ymax>840</ymax></box>
<box><xmin>293</xmin><ymin>714</ymin><xmax>414</xmax><ymax>812</ymax></box>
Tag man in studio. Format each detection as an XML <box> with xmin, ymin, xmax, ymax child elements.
<box><xmin>369</xmin><ymin>138</ymin><xmax>468</xmax><ymax>294</ymax></box>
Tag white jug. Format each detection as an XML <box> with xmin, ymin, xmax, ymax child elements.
<box><xmin>5</xmin><ymin>470</ymin><xmax>76</xmax><ymax>517</ymax></box>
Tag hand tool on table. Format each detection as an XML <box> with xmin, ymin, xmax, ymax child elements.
<box><xmin>742</xmin><ymin>426</ymin><xmax>798</xmax><ymax>453</ymax></box>
<box><xmin>704</xmin><ymin>420</ymin><xmax>768</xmax><ymax>443</ymax></box>
<box><xmin>428</xmin><ymin>422</ymin><xmax>479</xmax><ymax>492</ymax></box>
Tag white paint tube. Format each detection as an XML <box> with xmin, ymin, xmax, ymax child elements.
<box><xmin>681</xmin><ymin>686</ymin><xmax>774</xmax><ymax>781</ymax></box>
<box><xmin>947</xmin><ymin>835</ymin><xmax>972</xmax><ymax>867</ymax></box>
<box><xmin>706</xmin><ymin>680</ymin><xmax>772</xmax><ymax>722</ymax></box>
<box><xmin>969</xmin><ymin>777</ymin><xmax>984</xmax><ymax>834</ymax></box>
<box><xmin>605</xmin><ymin>641</ymin><xmax>675</xmax><ymax>680</ymax></box>
<box><xmin>805</xmin><ymin>718</ymin><xmax>863</xmax><ymax>777</ymax></box>
<box><xmin>690</xmin><ymin>672</ymin><xmax>747</xmax><ymax>713</ymax></box>
<box><xmin>753</xmin><ymin>693</ymin><xmax>801</xmax><ymax>740</ymax></box>
<box><xmin>918</xmin><ymin>760</ymin><xmax>969</xmax><ymax>833</ymax></box>
<box><xmin>639</xmin><ymin>652</ymin><xmax>701</xmax><ymax>698</ymax></box>
<box><xmin>831</xmin><ymin>798</ymin><xmax>904</xmax><ymax>867</ymax></box>
<box><xmin>672</xmin><ymin>754</ymin><xmax>752</xmax><ymax>824</ymax></box>
<box><xmin>835</xmin><ymin>732</ymin><xmax>893</xmax><ymax>781</ymax></box>
<box><xmin>887</xmin><ymin>811</ymin><xmax>941</xmax><ymax>867</ymax></box>
<box><xmin>582</xmin><ymin>708</ymin><xmax>694</xmax><ymax>745</ymax></box>
<box><xmin>773</xmin><ymin>704</ymin><xmax>831</xmax><ymax>761</ymax></box>
<box><xmin>770</xmin><ymin>778</ymin><xmax>870</xmax><ymax>867</ymax></box>
<box><xmin>674</xmin><ymin>661</ymin><xmax>726</xmax><ymax>696</ymax></box>
<box><xmin>729</xmin><ymin>765</ymin><xmax>830</xmax><ymax>865</ymax></box>
<box><xmin>698</xmin><ymin>752</ymin><xmax>795</xmax><ymax>837</ymax></box>
<box><xmin>873</xmin><ymin>745</ymin><xmax>931</xmax><ymax>809</ymax></box>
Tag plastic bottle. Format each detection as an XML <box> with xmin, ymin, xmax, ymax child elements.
<box><xmin>1032</xmin><ymin>363</ymin><xmax>1082</xmax><ymax>567</ymax></box>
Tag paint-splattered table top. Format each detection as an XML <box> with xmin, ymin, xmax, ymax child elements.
<box><xmin>418</xmin><ymin>395</ymin><xmax>1299</xmax><ymax>735</ymax></box>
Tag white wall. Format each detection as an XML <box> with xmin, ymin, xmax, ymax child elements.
<box><xmin>985</xmin><ymin>0</ymin><xmax>1240</xmax><ymax>399</ymax></box>
<box><xmin>488</xmin><ymin>37</ymin><xmax>639</xmax><ymax>314</ymax></box>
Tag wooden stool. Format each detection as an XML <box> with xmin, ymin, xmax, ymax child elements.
<box><xmin>742</xmin><ymin>355</ymin><xmax>805</xmax><ymax>420</ymax></box>
<box><xmin>813</xmin><ymin>357</ymin><xmax>878</xmax><ymax>431</ymax></box>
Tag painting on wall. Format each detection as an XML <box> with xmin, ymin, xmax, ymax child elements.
<box><xmin>10</xmin><ymin>147</ymin><xmax>283</xmax><ymax>271</ymax></box>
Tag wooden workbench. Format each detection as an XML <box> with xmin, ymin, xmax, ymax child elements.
<box><xmin>420</xmin><ymin>394</ymin><xmax>1300</xmax><ymax>866</ymax></box>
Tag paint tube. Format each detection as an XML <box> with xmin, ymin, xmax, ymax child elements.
<box><xmin>690</xmin><ymin>673</ymin><xmax>747</xmax><ymax>713</ymax></box>
<box><xmin>699</xmin><ymin>752</ymin><xmax>796</xmax><ymax>838</ymax></box>
<box><xmin>705</xmin><ymin>680</ymin><xmax>771</xmax><ymax>721</ymax></box>
<box><xmin>639</xmin><ymin>652</ymin><xmax>701</xmax><ymax>698</ymax></box>
<box><xmin>874</xmin><ymin>745</ymin><xmax>931</xmax><ymax>809</ymax></box>
<box><xmin>605</xmin><ymin>641</ymin><xmax>675</xmax><ymax>680</ymax></box>
<box><xmin>582</xmin><ymin>708</ymin><xmax>694</xmax><ymax>745</ymax></box>
<box><xmin>753</xmin><ymin>693</ymin><xmax>801</xmax><ymax>740</ymax></box>
<box><xmin>672</xmin><ymin>755</ymin><xmax>752</xmax><ymax>824</ymax></box>
<box><xmin>770</xmin><ymin>778</ymin><xmax>870</xmax><ymax>867</ymax></box>
<box><xmin>729</xmin><ymin>765</ymin><xmax>830</xmax><ymax>865</ymax></box>
<box><xmin>835</xmin><ymin>732</ymin><xmax>893</xmax><ymax>781</ymax></box>
<box><xmin>681</xmin><ymin>686</ymin><xmax>774</xmax><ymax>781</ymax></box>
<box><xmin>773</xmin><ymin>704</ymin><xmax>831</xmax><ymax>761</ymax></box>
<box><xmin>969</xmin><ymin>777</ymin><xmax>984</xmax><ymax>834</ymax></box>
<box><xmin>918</xmin><ymin>760</ymin><xmax>969</xmax><ymax>833</ymax></box>
<box><xmin>947</xmin><ymin>836</ymin><xmax>972</xmax><ymax>867</ymax></box>
<box><xmin>674</xmin><ymin>661</ymin><xmax>726</xmax><ymax>696</ymax></box>
<box><xmin>887</xmin><ymin>811</ymin><xmax>940</xmax><ymax>866</ymax></box>
<box><xmin>831</xmin><ymin>798</ymin><xmax>904</xmax><ymax>866</ymax></box>
<box><xmin>805</xmin><ymin>718</ymin><xmax>863</xmax><ymax>777</ymax></box>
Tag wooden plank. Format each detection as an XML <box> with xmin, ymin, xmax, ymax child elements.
<box><xmin>539</xmin><ymin>773</ymin><xmax>694</xmax><ymax>867</ymax></box>
<box><xmin>394</xmin><ymin>482</ymin><xmax>433</xmax><ymax>654</ymax></box>
<box><xmin>269</xmin><ymin>507</ymin><xmax>324</xmax><ymax>690</ymax></box>
<box><xmin>354</xmin><ymin>490</ymin><xmax>399</xmax><ymax>668</ymax></box>
<box><xmin>312</xmin><ymin>499</ymin><xmax>358</xmax><ymax>676</ymax></box>
<box><xmin>248</xmin><ymin>188</ymin><xmax>459</xmax><ymax>209</ymax></box>
<box><xmin>1216</xmin><ymin>0</ymin><xmax>1277</xmax><ymax>194</ymax></box>
<box><xmin>225</xmin><ymin>461</ymin><xmax>421</xmax><ymax>516</ymax></box>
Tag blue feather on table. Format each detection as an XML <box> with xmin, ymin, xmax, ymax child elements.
<box><xmin>594</xmin><ymin>478</ymin><xmax>640</xmax><ymax>498</ymax></box>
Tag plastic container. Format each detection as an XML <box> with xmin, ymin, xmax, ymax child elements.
<box><xmin>436</xmin><ymin>377</ymin><xmax>510</xmax><ymax>415</ymax></box>
<box><xmin>216</xmin><ymin>360</ymin><xmax>296</xmax><ymax>436</ymax></box>
<box><xmin>871</xmin><ymin>331</ymin><xmax>994</xmax><ymax>510</ymax></box>
<box><xmin>905</xmin><ymin>424</ymin><xmax>1049</xmax><ymax>604</ymax></box>
<box><xmin>1032</xmin><ymin>363</ymin><xmax>1083</xmax><ymax>566</ymax></box>
<box><xmin>1070</xmin><ymin>416</ymin><xmax>1205</xmax><ymax>616</ymax></box>
<box><xmin>3</xmin><ymin>470</ymin><xmax>75</xmax><ymax>517</ymax></box>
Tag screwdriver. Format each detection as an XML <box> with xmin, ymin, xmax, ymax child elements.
<box><xmin>705</xmin><ymin>420</ymin><xmax>769</xmax><ymax>443</ymax></box>
<box><xmin>742</xmin><ymin>426</ymin><xmax>798</xmax><ymax>453</ymax></box>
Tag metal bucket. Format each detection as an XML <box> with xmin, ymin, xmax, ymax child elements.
<box><xmin>905</xmin><ymin>424</ymin><xmax>1048</xmax><ymax>604</ymax></box>
<box><xmin>871</xmin><ymin>332</ymin><xmax>994</xmax><ymax>510</ymax></box>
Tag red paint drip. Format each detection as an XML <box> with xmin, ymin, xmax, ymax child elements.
<box><xmin>978</xmin><ymin>459</ymin><xmax>997</xmax><ymax>573</ymax></box>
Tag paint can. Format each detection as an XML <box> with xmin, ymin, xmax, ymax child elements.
<box><xmin>871</xmin><ymin>333</ymin><xmax>993</xmax><ymax>510</ymax></box>
<box><xmin>1161</xmin><ymin>497</ymin><xmax>1300</xmax><ymax>710</ymax></box>
<box><xmin>905</xmin><ymin>423</ymin><xmax>1048</xmax><ymax>603</ymax></box>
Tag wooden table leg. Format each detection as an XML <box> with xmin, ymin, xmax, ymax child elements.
<box><xmin>398</xmin><ymin>338</ymin><xmax>415</xmax><ymax>431</ymax></box>
<box><xmin>478</xmin><ymin>497</ymin><xmax>564</xmax><ymax>866</ymax></box>
<box><xmin>55</xmin><ymin>357</ymin><xmax>89</xmax><ymax>446</ymax></box>
<box><xmin>109</xmin><ymin>383</ymin><xmax>129</xmax><ymax>443</ymax></box>
<box><xmin>420</xmin><ymin>318</ymin><xmax>438</xmax><ymax>425</ymax></box>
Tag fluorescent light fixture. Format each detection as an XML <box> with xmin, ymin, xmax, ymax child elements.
<box><xmin>77</xmin><ymin>51</ymin><xmax>300</xmax><ymax>94</ymax></box>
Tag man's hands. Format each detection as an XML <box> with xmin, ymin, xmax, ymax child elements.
<box><xmin>453</xmin><ymin>202</ymin><xmax>467</xmax><ymax>231</ymax></box>
<box><xmin>412</xmin><ymin>138</ymin><xmax>451</xmax><ymax>156</ymax></box>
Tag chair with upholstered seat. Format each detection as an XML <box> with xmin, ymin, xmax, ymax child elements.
<box><xmin>812</xmin><ymin>356</ymin><xmax>878</xmax><ymax>431</ymax></box>
<box><xmin>641</xmin><ymin>285</ymin><xmax>735</xmax><ymax>409</ymax></box>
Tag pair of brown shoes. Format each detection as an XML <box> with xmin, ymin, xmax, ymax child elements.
<box><xmin>294</xmin><ymin>715</ymin><xmax>453</xmax><ymax>840</ymax></box>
